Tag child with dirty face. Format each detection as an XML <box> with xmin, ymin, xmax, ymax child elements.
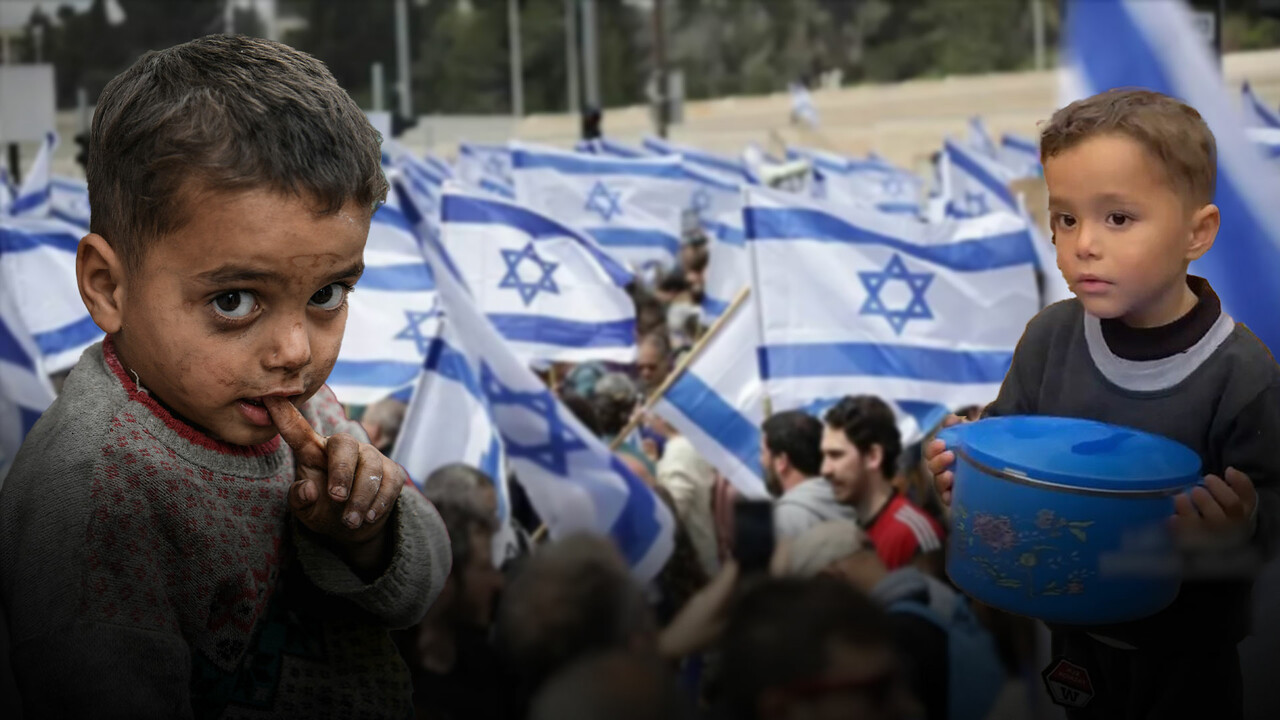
<box><xmin>0</xmin><ymin>35</ymin><xmax>450</xmax><ymax>718</ymax></box>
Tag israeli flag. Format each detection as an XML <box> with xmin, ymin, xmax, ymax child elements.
<box><xmin>423</xmin><ymin>154</ymin><xmax>454</xmax><ymax>180</ymax></box>
<box><xmin>1252</xmin><ymin>128</ymin><xmax>1280</xmax><ymax>162</ymax></box>
<box><xmin>1242</xmin><ymin>81</ymin><xmax>1280</xmax><ymax>129</ymax></box>
<box><xmin>439</xmin><ymin>187</ymin><xmax>637</xmax><ymax>364</ymax></box>
<box><xmin>0</xmin><ymin>285</ymin><xmax>56</xmax><ymax>486</ymax></box>
<box><xmin>745</xmin><ymin>186</ymin><xmax>1040</xmax><ymax>444</ymax></box>
<box><xmin>683</xmin><ymin>165</ymin><xmax>748</xmax><ymax>319</ymax></box>
<box><xmin>576</xmin><ymin>138</ymin><xmax>649</xmax><ymax>159</ymax></box>
<box><xmin>790</xmin><ymin>82</ymin><xmax>819</xmax><ymax>127</ymax></box>
<box><xmin>394</xmin><ymin>153</ymin><xmax>448</xmax><ymax>244</ymax></box>
<box><xmin>511</xmin><ymin>143</ymin><xmax>687</xmax><ymax>270</ymax></box>
<box><xmin>0</xmin><ymin>167</ymin><xmax>12</xmax><ymax>215</ymax></box>
<box><xmin>366</xmin><ymin>189</ymin><xmax>422</xmax><ymax>259</ymax></box>
<box><xmin>999</xmin><ymin>133</ymin><xmax>1042</xmax><ymax>179</ymax></box>
<box><xmin>643</xmin><ymin>136</ymin><xmax>748</xmax><ymax>185</ymax></box>
<box><xmin>405</xmin><ymin>228</ymin><xmax>676</xmax><ymax>581</ymax></box>
<box><xmin>966</xmin><ymin>116</ymin><xmax>1000</xmax><ymax>160</ymax></box>
<box><xmin>50</xmin><ymin>177</ymin><xmax>91</xmax><ymax>230</ymax></box>
<box><xmin>1064</xmin><ymin>0</ymin><xmax>1280</xmax><ymax>353</ymax></box>
<box><xmin>790</xmin><ymin>147</ymin><xmax>922</xmax><ymax>215</ymax></box>
<box><xmin>0</xmin><ymin>217</ymin><xmax>100</xmax><ymax>373</ymax></box>
<box><xmin>11</xmin><ymin>133</ymin><xmax>55</xmax><ymax>218</ymax></box>
<box><xmin>457</xmin><ymin>143</ymin><xmax>516</xmax><ymax>199</ymax></box>
<box><xmin>651</xmin><ymin>291</ymin><xmax>769</xmax><ymax>499</ymax></box>
<box><xmin>942</xmin><ymin>137</ymin><xmax>1019</xmax><ymax>219</ymax></box>
<box><xmin>328</xmin><ymin>249</ymin><xmax>438</xmax><ymax>407</ymax></box>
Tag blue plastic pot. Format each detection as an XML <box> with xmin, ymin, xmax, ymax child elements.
<box><xmin>938</xmin><ymin>416</ymin><xmax>1200</xmax><ymax>625</ymax></box>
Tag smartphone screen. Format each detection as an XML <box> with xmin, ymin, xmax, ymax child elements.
<box><xmin>733</xmin><ymin>499</ymin><xmax>776</xmax><ymax>575</ymax></box>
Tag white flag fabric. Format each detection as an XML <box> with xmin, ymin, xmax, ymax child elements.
<box><xmin>1064</xmin><ymin>0</ymin><xmax>1280</xmax><ymax>353</ymax></box>
<box><xmin>457</xmin><ymin>143</ymin><xmax>516</xmax><ymax>199</ymax></box>
<box><xmin>511</xmin><ymin>143</ymin><xmax>687</xmax><ymax>271</ymax></box>
<box><xmin>966</xmin><ymin>116</ymin><xmax>1000</xmax><ymax>160</ymax></box>
<box><xmin>394</xmin><ymin>153</ymin><xmax>448</xmax><ymax>244</ymax></box>
<box><xmin>400</xmin><ymin>229</ymin><xmax>675</xmax><ymax>581</ymax></box>
<box><xmin>789</xmin><ymin>82</ymin><xmax>819</xmax><ymax>127</ymax></box>
<box><xmin>49</xmin><ymin>177</ymin><xmax>91</xmax><ymax>230</ymax></box>
<box><xmin>0</xmin><ymin>217</ymin><xmax>100</xmax><ymax>373</ymax></box>
<box><xmin>651</xmin><ymin>291</ymin><xmax>769</xmax><ymax>499</ymax></box>
<box><xmin>789</xmin><ymin>147</ymin><xmax>922</xmax><ymax>216</ymax></box>
<box><xmin>439</xmin><ymin>186</ymin><xmax>637</xmax><ymax>364</ymax></box>
<box><xmin>11</xmin><ymin>133</ymin><xmax>55</xmax><ymax>218</ymax></box>
<box><xmin>1242</xmin><ymin>81</ymin><xmax>1280</xmax><ymax>129</ymax></box>
<box><xmin>745</xmin><ymin>186</ymin><xmax>1040</xmax><ymax>444</ymax></box>
<box><xmin>365</xmin><ymin>188</ymin><xmax>422</xmax><ymax>259</ymax></box>
<box><xmin>682</xmin><ymin>165</ymin><xmax>748</xmax><ymax>319</ymax></box>
<box><xmin>643</xmin><ymin>136</ymin><xmax>747</xmax><ymax>186</ymax></box>
<box><xmin>998</xmin><ymin>133</ymin><xmax>1042</xmax><ymax>180</ymax></box>
<box><xmin>0</xmin><ymin>280</ymin><xmax>57</xmax><ymax>486</ymax></box>
<box><xmin>942</xmin><ymin>137</ymin><xmax>1020</xmax><ymax>219</ymax></box>
<box><xmin>576</xmin><ymin>138</ymin><xmax>650</xmax><ymax>159</ymax></box>
<box><xmin>328</xmin><ymin>249</ymin><xmax>438</xmax><ymax>406</ymax></box>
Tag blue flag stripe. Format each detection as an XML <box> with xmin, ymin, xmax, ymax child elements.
<box><xmin>20</xmin><ymin>406</ymin><xmax>43</xmax><ymax>436</ymax></box>
<box><xmin>945</xmin><ymin>140</ymin><xmax>1018</xmax><ymax>209</ymax></box>
<box><xmin>512</xmin><ymin>150</ymin><xmax>684</xmax><ymax>179</ymax></box>
<box><xmin>374</xmin><ymin>204</ymin><xmax>416</xmax><ymax>236</ymax></box>
<box><xmin>588</xmin><ymin>228</ymin><xmax>682</xmax><ymax>256</ymax></box>
<box><xmin>663</xmin><ymin>371</ymin><xmax>763</xmax><ymax>478</ymax></box>
<box><xmin>358</xmin><ymin>263</ymin><xmax>435</xmax><ymax>292</ymax></box>
<box><xmin>10</xmin><ymin>189</ymin><xmax>50</xmax><ymax>215</ymax></box>
<box><xmin>1002</xmin><ymin>134</ymin><xmax>1039</xmax><ymax>154</ymax></box>
<box><xmin>440</xmin><ymin>194</ymin><xmax>634</xmax><ymax>287</ymax></box>
<box><xmin>758</xmin><ymin>342</ymin><xmax>1014</xmax><ymax>385</ymax></box>
<box><xmin>488</xmin><ymin>315</ymin><xmax>635</xmax><ymax>350</ymax></box>
<box><xmin>0</xmin><ymin>229</ymin><xmax>80</xmax><ymax>254</ymax></box>
<box><xmin>32</xmin><ymin>315</ymin><xmax>102</xmax><ymax>357</ymax></box>
<box><xmin>745</xmin><ymin>208</ymin><xmax>1038</xmax><ymax>271</ymax></box>
<box><xmin>328</xmin><ymin>360</ymin><xmax>422</xmax><ymax>389</ymax></box>
<box><xmin>605</xmin><ymin>456</ymin><xmax>663</xmax><ymax>567</ymax></box>
<box><xmin>0</xmin><ymin>317</ymin><xmax>38</xmax><ymax>371</ymax></box>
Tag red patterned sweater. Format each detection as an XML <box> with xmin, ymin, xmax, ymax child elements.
<box><xmin>0</xmin><ymin>340</ymin><xmax>451</xmax><ymax>718</ymax></box>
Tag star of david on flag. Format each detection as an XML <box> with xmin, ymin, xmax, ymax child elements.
<box><xmin>396</xmin><ymin>228</ymin><xmax>674</xmax><ymax>581</ymax></box>
<box><xmin>584</xmin><ymin>181</ymin><xmax>623</xmax><ymax>222</ymax></box>
<box><xmin>498</xmin><ymin>243</ymin><xmax>560</xmax><ymax>306</ymax></box>
<box><xmin>858</xmin><ymin>254</ymin><xmax>935</xmax><ymax>335</ymax></box>
<box><xmin>745</xmin><ymin>185</ymin><xmax>1039</xmax><ymax>446</ymax></box>
<box><xmin>394</xmin><ymin>302</ymin><xmax>444</xmax><ymax>355</ymax></box>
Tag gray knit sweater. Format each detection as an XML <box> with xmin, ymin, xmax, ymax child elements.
<box><xmin>0</xmin><ymin>340</ymin><xmax>451</xmax><ymax>719</ymax></box>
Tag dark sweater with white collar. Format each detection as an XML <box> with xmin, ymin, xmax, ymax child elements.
<box><xmin>985</xmin><ymin>276</ymin><xmax>1280</xmax><ymax>648</ymax></box>
<box><xmin>0</xmin><ymin>339</ymin><xmax>452</xmax><ymax>718</ymax></box>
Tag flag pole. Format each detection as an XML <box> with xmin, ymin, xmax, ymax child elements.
<box><xmin>608</xmin><ymin>285</ymin><xmax>751</xmax><ymax>452</ymax></box>
<box><xmin>530</xmin><ymin>286</ymin><xmax>752</xmax><ymax>546</ymax></box>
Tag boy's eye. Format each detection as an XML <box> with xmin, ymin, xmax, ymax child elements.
<box><xmin>310</xmin><ymin>283</ymin><xmax>349</xmax><ymax>310</ymax></box>
<box><xmin>1107</xmin><ymin>212</ymin><xmax>1130</xmax><ymax>227</ymax></box>
<box><xmin>212</xmin><ymin>291</ymin><xmax>257</xmax><ymax>319</ymax></box>
<box><xmin>1055</xmin><ymin>213</ymin><xmax>1076</xmax><ymax>228</ymax></box>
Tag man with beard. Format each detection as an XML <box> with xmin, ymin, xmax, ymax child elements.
<box><xmin>763</xmin><ymin>411</ymin><xmax>857</xmax><ymax>538</ymax></box>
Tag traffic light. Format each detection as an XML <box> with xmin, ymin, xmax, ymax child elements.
<box><xmin>74</xmin><ymin>132</ymin><xmax>90</xmax><ymax>173</ymax></box>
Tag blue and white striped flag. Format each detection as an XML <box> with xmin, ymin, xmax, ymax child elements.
<box><xmin>966</xmin><ymin>116</ymin><xmax>999</xmax><ymax>160</ymax></box>
<box><xmin>576</xmin><ymin>138</ymin><xmax>649</xmax><ymax>159</ymax></box>
<box><xmin>790</xmin><ymin>82</ymin><xmax>819</xmax><ymax>127</ymax></box>
<box><xmin>643</xmin><ymin>136</ymin><xmax>749</xmax><ymax>185</ymax></box>
<box><xmin>745</xmin><ymin>186</ymin><xmax>1040</xmax><ymax>444</ymax></box>
<box><xmin>423</xmin><ymin>154</ymin><xmax>454</xmax><ymax>180</ymax></box>
<box><xmin>394</xmin><ymin>153</ymin><xmax>448</xmax><ymax>244</ymax></box>
<box><xmin>11</xmin><ymin>133</ymin><xmax>55</xmax><ymax>218</ymax></box>
<box><xmin>0</xmin><ymin>284</ymin><xmax>56</xmax><ymax>485</ymax></box>
<box><xmin>511</xmin><ymin>143</ymin><xmax>687</xmax><ymax>271</ymax></box>
<box><xmin>439</xmin><ymin>187</ymin><xmax>637</xmax><ymax>364</ymax></box>
<box><xmin>0</xmin><ymin>167</ymin><xmax>13</xmax><ymax>215</ymax></box>
<box><xmin>942</xmin><ymin>137</ymin><xmax>1019</xmax><ymax>219</ymax></box>
<box><xmin>1252</xmin><ymin>128</ymin><xmax>1280</xmax><ymax>162</ymax></box>
<box><xmin>365</xmin><ymin>187</ymin><xmax>424</xmax><ymax>259</ymax></box>
<box><xmin>682</xmin><ymin>165</ymin><xmax>748</xmax><ymax>319</ymax></box>
<box><xmin>49</xmin><ymin>177</ymin><xmax>91</xmax><ymax>230</ymax></box>
<box><xmin>329</xmin><ymin>249</ymin><xmax>438</xmax><ymax>406</ymax></box>
<box><xmin>790</xmin><ymin>146</ymin><xmax>922</xmax><ymax>215</ymax></box>
<box><xmin>0</xmin><ymin>217</ymin><xmax>100</xmax><ymax>373</ymax></box>
<box><xmin>1242</xmin><ymin>81</ymin><xmax>1280</xmax><ymax>129</ymax></box>
<box><xmin>999</xmin><ymin>133</ymin><xmax>1042</xmax><ymax>179</ymax></box>
<box><xmin>401</xmin><ymin>228</ymin><xmax>676</xmax><ymax>581</ymax></box>
<box><xmin>457</xmin><ymin>143</ymin><xmax>516</xmax><ymax>199</ymax></box>
<box><xmin>651</xmin><ymin>290</ymin><xmax>768</xmax><ymax>498</ymax></box>
<box><xmin>1065</xmin><ymin>0</ymin><xmax>1280</xmax><ymax>353</ymax></box>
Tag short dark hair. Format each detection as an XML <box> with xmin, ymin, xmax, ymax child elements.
<box><xmin>762</xmin><ymin>411</ymin><xmax>823</xmax><ymax>478</ymax></box>
<box><xmin>422</xmin><ymin>464</ymin><xmax>498</xmax><ymax>589</ymax></box>
<box><xmin>497</xmin><ymin>534</ymin><xmax>654</xmax><ymax>693</ymax></box>
<box><xmin>823</xmin><ymin>395</ymin><xmax>901</xmax><ymax>478</ymax></box>
<box><xmin>639</xmin><ymin>331</ymin><xmax>672</xmax><ymax>360</ymax></box>
<box><xmin>89</xmin><ymin>34</ymin><xmax>388</xmax><ymax>273</ymax></box>
<box><xmin>719</xmin><ymin>577</ymin><xmax>894</xmax><ymax>720</ymax></box>
<box><xmin>1040</xmin><ymin>88</ymin><xmax>1216</xmax><ymax>206</ymax></box>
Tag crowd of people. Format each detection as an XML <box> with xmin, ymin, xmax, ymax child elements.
<box><xmin>357</xmin><ymin>247</ymin><xmax>1030</xmax><ymax>720</ymax></box>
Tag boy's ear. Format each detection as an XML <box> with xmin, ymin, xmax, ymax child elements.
<box><xmin>1186</xmin><ymin>203</ymin><xmax>1219</xmax><ymax>262</ymax></box>
<box><xmin>77</xmin><ymin>233</ymin><xmax>127</xmax><ymax>335</ymax></box>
